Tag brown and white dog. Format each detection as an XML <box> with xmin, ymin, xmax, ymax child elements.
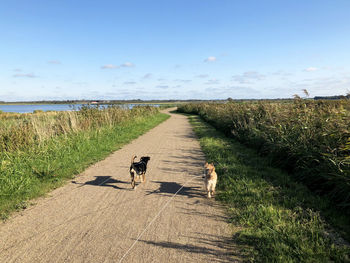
<box><xmin>130</xmin><ymin>155</ymin><xmax>150</xmax><ymax>189</ymax></box>
<box><xmin>203</xmin><ymin>162</ymin><xmax>217</xmax><ymax>198</ymax></box>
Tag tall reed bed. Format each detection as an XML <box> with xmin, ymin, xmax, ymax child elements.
<box><xmin>0</xmin><ymin>105</ymin><xmax>158</xmax><ymax>152</ymax></box>
<box><xmin>178</xmin><ymin>100</ymin><xmax>350</xmax><ymax>211</ymax></box>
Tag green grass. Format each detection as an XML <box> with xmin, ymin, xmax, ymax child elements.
<box><xmin>186</xmin><ymin>114</ymin><xmax>350</xmax><ymax>263</ymax></box>
<box><xmin>0</xmin><ymin>112</ymin><xmax>169</xmax><ymax>220</ymax></box>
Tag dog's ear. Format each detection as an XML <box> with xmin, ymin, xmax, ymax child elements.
<box><xmin>205</xmin><ymin>162</ymin><xmax>208</xmax><ymax>166</ymax></box>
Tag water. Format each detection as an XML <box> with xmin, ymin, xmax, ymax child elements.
<box><xmin>0</xmin><ymin>104</ymin><xmax>158</xmax><ymax>113</ymax></box>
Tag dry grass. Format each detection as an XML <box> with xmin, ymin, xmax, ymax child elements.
<box><xmin>0</xmin><ymin>105</ymin><xmax>158</xmax><ymax>152</ymax></box>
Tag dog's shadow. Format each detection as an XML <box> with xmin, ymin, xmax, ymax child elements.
<box><xmin>146</xmin><ymin>181</ymin><xmax>203</xmax><ymax>198</ymax></box>
<box><xmin>72</xmin><ymin>176</ymin><xmax>131</xmax><ymax>190</ymax></box>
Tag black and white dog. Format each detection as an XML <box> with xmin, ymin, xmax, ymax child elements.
<box><xmin>130</xmin><ymin>155</ymin><xmax>151</xmax><ymax>189</ymax></box>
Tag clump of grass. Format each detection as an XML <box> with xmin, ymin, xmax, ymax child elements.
<box><xmin>178</xmin><ymin>100</ymin><xmax>350</xmax><ymax>211</ymax></box>
<box><xmin>0</xmin><ymin>106</ymin><xmax>168</xmax><ymax>219</ymax></box>
<box><xmin>187</xmin><ymin>115</ymin><xmax>350</xmax><ymax>262</ymax></box>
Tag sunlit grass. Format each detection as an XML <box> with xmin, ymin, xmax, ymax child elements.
<box><xmin>187</xmin><ymin>114</ymin><xmax>350</xmax><ymax>262</ymax></box>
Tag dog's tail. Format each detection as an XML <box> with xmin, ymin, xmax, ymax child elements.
<box><xmin>131</xmin><ymin>155</ymin><xmax>137</xmax><ymax>165</ymax></box>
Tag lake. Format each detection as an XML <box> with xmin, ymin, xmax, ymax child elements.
<box><xmin>0</xmin><ymin>104</ymin><xmax>158</xmax><ymax>113</ymax></box>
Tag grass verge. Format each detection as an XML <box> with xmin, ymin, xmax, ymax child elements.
<box><xmin>187</xmin><ymin>114</ymin><xmax>350</xmax><ymax>262</ymax></box>
<box><xmin>0</xmin><ymin>112</ymin><xmax>169</xmax><ymax>220</ymax></box>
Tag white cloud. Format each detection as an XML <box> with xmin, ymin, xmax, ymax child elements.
<box><xmin>48</xmin><ymin>60</ymin><xmax>61</xmax><ymax>64</ymax></box>
<box><xmin>232</xmin><ymin>71</ymin><xmax>265</xmax><ymax>83</ymax></box>
<box><xmin>13</xmin><ymin>68</ymin><xmax>22</xmax><ymax>72</ymax></box>
<box><xmin>196</xmin><ymin>74</ymin><xmax>209</xmax><ymax>78</ymax></box>
<box><xmin>73</xmin><ymin>82</ymin><xmax>88</xmax><ymax>86</ymax></box>
<box><xmin>101</xmin><ymin>62</ymin><xmax>135</xmax><ymax>69</ymax></box>
<box><xmin>13</xmin><ymin>73</ymin><xmax>37</xmax><ymax>78</ymax></box>
<box><xmin>156</xmin><ymin>85</ymin><xmax>170</xmax><ymax>89</ymax></box>
<box><xmin>204</xmin><ymin>79</ymin><xmax>220</xmax><ymax>85</ymax></box>
<box><xmin>124</xmin><ymin>81</ymin><xmax>137</xmax><ymax>85</ymax></box>
<box><xmin>304</xmin><ymin>67</ymin><xmax>318</xmax><ymax>72</ymax></box>
<box><xmin>175</xmin><ymin>79</ymin><xmax>192</xmax><ymax>83</ymax></box>
<box><xmin>276</xmin><ymin>75</ymin><xmax>350</xmax><ymax>98</ymax></box>
<box><xmin>271</xmin><ymin>70</ymin><xmax>293</xmax><ymax>77</ymax></box>
<box><xmin>204</xmin><ymin>56</ymin><xmax>217</xmax><ymax>62</ymax></box>
<box><xmin>202</xmin><ymin>86</ymin><xmax>261</xmax><ymax>99</ymax></box>
<box><xmin>121</xmin><ymin>62</ymin><xmax>134</xmax><ymax>67</ymax></box>
<box><xmin>143</xmin><ymin>73</ymin><xmax>152</xmax><ymax>79</ymax></box>
<box><xmin>101</xmin><ymin>64</ymin><xmax>119</xmax><ymax>69</ymax></box>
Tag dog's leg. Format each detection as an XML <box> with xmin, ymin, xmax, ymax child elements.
<box><xmin>131</xmin><ymin>172</ymin><xmax>136</xmax><ymax>189</ymax></box>
<box><xmin>212</xmin><ymin>181</ymin><xmax>217</xmax><ymax>197</ymax></box>
<box><xmin>141</xmin><ymin>173</ymin><xmax>146</xmax><ymax>183</ymax></box>
<box><xmin>206</xmin><ymin>182</ymin><xmax>211</xmax><ymax>198</ymax></box>
<box><xmin>210</xmin><ymin>185</ymin><xmax>215</xmax><ymax>197</ymax></box>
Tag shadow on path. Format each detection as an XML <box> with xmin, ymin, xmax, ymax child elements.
<box><xmin>72</xmin><ymin>176</ymin><xmax>130</xmax><ymax>190</ymax></box>
<box><xmin>137</xmin><ymin>236</ymin><xmax>242</xmax><ymax>263</ymax></box>
<box><xmin>146</xmin><ymin>181</ymin><xmax>203</xmax><ymax>198</ymax></box>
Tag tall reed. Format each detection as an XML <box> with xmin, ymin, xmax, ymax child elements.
<box><xmin>0</xmin><ymin>105</ymin><xmax>158</xmax><ymax>152</ymax></box>
<box><xmin>178</xmin><ymin>100</ymin><xmax>350</xmax><ymax>210</ymax></box>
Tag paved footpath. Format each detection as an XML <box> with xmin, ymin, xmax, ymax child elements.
<box><xmin>0</xmin><ymin>109</ymin><xmax>241</xmax><ymax>263</ymax></box>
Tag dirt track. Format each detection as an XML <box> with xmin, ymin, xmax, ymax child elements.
<box><xmin>0</xmin><ymin>109</ymin><xmax>240</xmax><ymax>262</ymax></box>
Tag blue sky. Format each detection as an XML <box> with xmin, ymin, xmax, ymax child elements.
<box><xmin>1</xmin><ymin>0</ymin><xmax>350</xmax><ymax>101</ymax></box>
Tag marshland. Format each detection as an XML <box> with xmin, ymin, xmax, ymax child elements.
<box><xmin>2</xmin><ymin>1</ymin><xmax>350</xmax><ymax>262</ymax></box>
<box><xmin>1</xmin><ymin>100</ymin><xmax>350</xmax><ymax>262</ymax></box>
